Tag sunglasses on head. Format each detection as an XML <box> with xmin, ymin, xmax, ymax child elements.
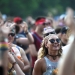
<box><xmin>8</xmin><ymin>33</ymin><xmax>15</xmax><ymax>37</ymax></box>
<box><xmin>49</xmin><ymin>38</ymin><xmax>60</xmax><ymax>43</ymax></box>
<box><xmin>43</xmin><ymin>22</ymin><xmax>51</xmax><ymax>26</ymax></box>
<box><xmin>44</xmin><ymin>31</ymin><xmax>56</xmax><ymax>37</ymax></box>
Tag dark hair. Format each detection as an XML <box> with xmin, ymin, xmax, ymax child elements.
<box><xmin>60</xmin><ymin>26</ymin><xmax>68</xmax><ymax>34</ymax></box>
<box><xmin>15</xmin><ymin>25</ymin><xmax>20</xmax><ymax>34</ymax></box>
<box><xmin>35</xmin><ymin>16</ymin><xmax>46</xmax><ymax>22</ymax></box>
<box><xmin>55</xmin><ymin>27</ymin><xmax>61</xmax><ymax>34</ymax></box>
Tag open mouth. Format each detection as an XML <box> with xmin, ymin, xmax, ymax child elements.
<box><xmin>53</xmin><ymin>44</ymin><xmax>59</xmax><ymax>47</ymax></box>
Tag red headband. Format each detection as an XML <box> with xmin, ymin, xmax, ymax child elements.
<box><xmin>35</xmin><ymin>18</ymin><xmax>46</xmax><ymax>26</ymax></box>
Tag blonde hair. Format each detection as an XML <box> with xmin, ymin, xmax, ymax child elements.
<box><xmin>38</xmin><ymin>34</ymin><xmax>62</xmax><ymax>59</ymax></box>
<box><xmin>38</xmin><ymin>36</ymin><xmax>48</xmax><ymax>59</ymax></box>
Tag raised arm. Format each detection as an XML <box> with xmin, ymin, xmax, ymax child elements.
<box><xmin>16</xmin><ymin>22</ymin><xmax>34</xmax><ymax>45</ymax></box>
<box><xmin>21</xmin><ymin>48</ymin><xmax>30</xmax><ymax>72</ymax></box>
<box><xmin>58</xmin><ymin>37</ymin><xmax>75</xmax><ymax>75</ymax></box>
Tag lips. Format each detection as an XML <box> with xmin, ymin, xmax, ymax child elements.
<box><xmin>53</xmin><ymin>44</ymin><xmax>59</xmax><ymax>47</ymax></box>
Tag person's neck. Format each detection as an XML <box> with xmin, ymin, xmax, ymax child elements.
<box><xmin>48</xmin><ymin>50</ymin><xmax>59</xmax><ymax>61</ymax></box>
<box><xmin>35</xmin><ymin>28</ymin><xmax>43</xmax><ymax>37</ymax></box>
<box><xmin>48</xmin><ymin>51</ymin><xmax>58</xmax><ymax>56</ymax></box>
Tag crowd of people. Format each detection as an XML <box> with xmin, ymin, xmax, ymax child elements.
<box><xmin>0</xmin><ymin>7</ymin><xmax>75</xmax><ymax>75</ymax></box>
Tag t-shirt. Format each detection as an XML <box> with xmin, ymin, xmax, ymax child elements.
<box><xmin>31</xmin><ymin>32</ymin><xmax>43</xmax><ymax>68</ymax></box>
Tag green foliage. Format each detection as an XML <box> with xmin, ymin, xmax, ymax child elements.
<box><xmin>0</xmin><ymin>0</ymin><xmax>75</xmax><ymax>18</ymax></box>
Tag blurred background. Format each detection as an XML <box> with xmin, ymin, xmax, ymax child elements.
<box><xmin>0</xmin><ymin>0</ymin><xmax>75</xmax><ymax>19</ymax></box>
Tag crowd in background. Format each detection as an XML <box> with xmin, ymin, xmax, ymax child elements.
<box><xmin>0</xmin><ymin>7</ymin><xmax>75</xmax><ymax>75</ymax></box>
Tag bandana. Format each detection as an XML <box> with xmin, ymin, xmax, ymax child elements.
<box><xmin>35</xmin><ymin>18</ymin><xmax>46</xmax><ymax>25</ymax></box>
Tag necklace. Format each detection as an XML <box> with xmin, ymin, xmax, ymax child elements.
<box><xmin>48</xmin><ymin>54</ymin><xmax>60</xmax><ymax>60</ymax></box>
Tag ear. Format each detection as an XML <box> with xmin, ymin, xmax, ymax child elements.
<box><xmin>45</xmin><ymin>41</ymin><xmax>48</xmax><ymax>48</ymax></box>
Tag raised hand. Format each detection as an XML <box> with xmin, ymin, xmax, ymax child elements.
<box><xmin>65</xmin><ymin>7</ymin><xmax>74</xmax><ymax>28</ymax></box>
<box><xmin>22</xmin><ymin>21</ymin><xmax>28</xmax><ymax>33</ymax></box>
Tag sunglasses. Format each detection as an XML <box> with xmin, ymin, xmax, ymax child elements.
<box><xmin>43</xmin><ymin>22</ymin><xmax>51</xmax><ymax>26</ymax></box>
<box><xmin>49</xmin><ymin>38</ymin><xmax>60</xmax><ymax>43</ymax></box>
<box><xmin>8</xmin><ymin>33</ymin><xmax>15</xmax><ymax>37</ymax></box>
<box><xmin>44</xmin><ymin>31</ymin><xmax>56</xmax><ymax>37</ymax></box>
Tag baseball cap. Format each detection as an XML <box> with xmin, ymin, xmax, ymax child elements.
<box><xmin>13</xmin><ymin>17</ymin><xmax>23</xmax><ymax>24</ymax></box>
<box><xmin>43</xmin><ymin>27</ymin><xmax>55</xmax><ymax>37</ymax></box>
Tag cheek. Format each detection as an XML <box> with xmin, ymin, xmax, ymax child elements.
<box><xmin>58</xmin><ymin>44</ymin><xmax>61</xmax><ymax>48</ymax></box>
<box><xmin>12</xmin><ymin>37</ymin><xmax>14</xmax><ymax>40</ymax></box>
<box><xmin>58</xmin><ymin>44</ymin><xmax>61</xmax><ymax>49</ymax></box>
<box><xmin>47</xmin><ymin>42</ymin><xmax>52</xmax><ymax>49</ymax></box>
<box><xmin>40</xmin><ymin>25</ymin><xmax>45</xmax><ymax>28</ymax></box>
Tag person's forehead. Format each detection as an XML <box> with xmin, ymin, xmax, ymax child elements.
<box><xmin>48</xmin><ymin>35</ymin><xmax>58</xmax><ymax>39</ymax></box>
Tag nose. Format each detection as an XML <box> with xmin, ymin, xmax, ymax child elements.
<box><xmin>54</xmin><ymin>40</ymin><xmax>58</xmax><ymax>43</ymax></box>
<box><xmin>9</xmin><ymin>35</ymin><xmax>12</xmax><ymax>37</ymax></box>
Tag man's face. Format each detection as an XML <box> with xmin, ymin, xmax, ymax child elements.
<box><xmin>8</xmin><ymin>33</ymin><xmax>15</xmax><ymax>43</ymax></box>
<box><xmin>38</xmin><ymin>24</ymin><xmax>45</xmax><ymax>31</ymax></box>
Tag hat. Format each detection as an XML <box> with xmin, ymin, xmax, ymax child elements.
<box><xmin>43</xmin><ymin>27</ymin><xmax>55</xmax><ymax>34</ymax></box>
<box><xmin>59</xmin><ymin>14</ymin><xmax>66</xmax><ymax>20</ymax></box>
<box><xmin>13</xmin><ymin>17</ymin><xmax>23</xmax><ymax>24</ymax></box>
